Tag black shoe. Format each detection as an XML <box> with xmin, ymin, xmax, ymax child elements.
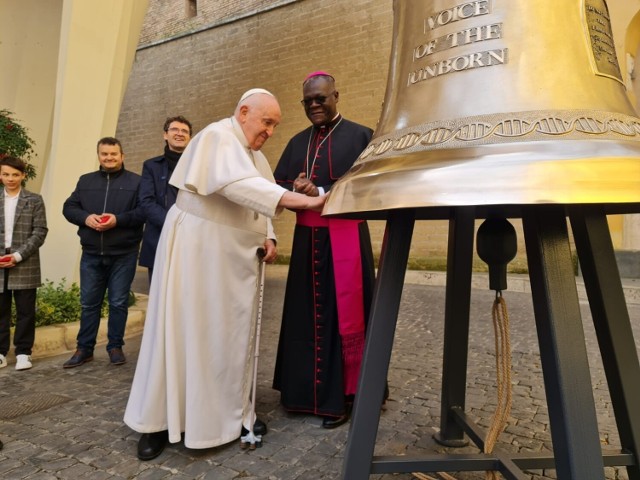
<box><xmin>322</xmin><ymin>401</ymin><xmax>352</xmax><ymax>429</ymax></box>
<box><xmin>108</xmin><ymin>347</ymin><xmax>126</xmax><ymax>365</ymax></box>
<box><xmin>137</xmin><ymin>431</ymin><xmax>168</xmax><ymax>461</ymax></box>
<box><xmin>241</xmin><ymin>418</ymin><xmax>267</xmax><ymax>436</ymax></box>
<box><xmin>0</xmin><ymin>438</ymin><xmax>3</xmax><ymax>450</ymax></box>
<box><xmin>63</xmin><ymin>349</ymin><xmax>93</xmax><ymax>369</ymax></box>
<box><xmin>321</xmin><ymin>413</ymin><xmax>350</xmax><ymax>429</ymax></box>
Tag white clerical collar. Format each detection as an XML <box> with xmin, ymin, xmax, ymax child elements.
<box><xmin>230</xmin><ymin>116</ymin><xmax>251</xmax><ymax>150</ymax></box>
<box><xmin>319</xmin><ymin>112</ymin><xmax>341</xmax><ymax>129</ymax></box>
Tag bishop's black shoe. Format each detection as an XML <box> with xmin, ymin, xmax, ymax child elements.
<box><xmin>322</xmin><ymin>400</ymin><xmax>353</xmax><ymax>429</ymax></box>
<box><xmin>137</xmin><ymin>430</ymin><xmax>168</xmax><ymax>461</ymax></box>
<box><xmin>241</xmin><ymin>418</ymin><xmax>267</xmax><ymax>436</ymax></box>
<box><xmin>321</xmin><ymin>413</ymin><xmax>350</xmax><ymax>429</ymax></box>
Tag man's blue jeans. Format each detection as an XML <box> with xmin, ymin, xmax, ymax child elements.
<box><xmin>77</xmin><ymin>251</ymin><xmax>138</xmax><ymax>353</ymax></box>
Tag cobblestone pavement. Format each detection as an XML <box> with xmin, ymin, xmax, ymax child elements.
<box><xmin>1</xmin><ymin>270</ymin><xmax>639</xmax><ymax>480</ymax></box>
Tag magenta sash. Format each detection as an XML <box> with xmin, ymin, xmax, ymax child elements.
<box><xmin>297</xmin><ymin>210</ymin><xmax>365</xmax><ymax>395</ymax></box>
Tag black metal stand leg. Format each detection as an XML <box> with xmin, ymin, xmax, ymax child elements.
<box><xmin>435</xmin><ymin>207</ymin><xmax>475</xmax><ymax>446</ymax></box>
<box><xmin>522</xmin><ymin>206</ymin><xmax>605</xmax><ymax>479</ymax></box>
<box><xmin>342</xmin><ymin>209</ymin><xmax>416</xmax><ymax>480</ymax></box>
<box><xmin>569</xmin><ymin>207</ymin><xmax>640</xmax><ymax>480</ymax></box>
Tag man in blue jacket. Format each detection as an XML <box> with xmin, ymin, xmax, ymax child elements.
<box><xmin>62</xmin><ymin>137</ymin><xmax>144</xmax><ymax>368</ymax></box>
<box><xmin>138</xmin><ymin>116</ymin><xmax>192</xmax><ymax>282</ymax></box>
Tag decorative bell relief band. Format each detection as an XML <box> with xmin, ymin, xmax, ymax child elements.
<box><xmin>360</xmin><ymin>110</ymin><xmax>640</xmax><ymax>161</ymax></box>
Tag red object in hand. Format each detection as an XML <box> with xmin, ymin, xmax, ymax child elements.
<box><xmin>99</xmin><ymin>215</ymin><xmax>110</xmax><ymax>224</ymax></box>
<box><xmin>0</xmin><ymin>255</ymin><xmax>12</xmax><ymax>263</ymax></box>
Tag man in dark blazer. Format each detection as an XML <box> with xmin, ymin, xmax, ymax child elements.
<box><xmin>138</xmin><ymin>116</ymin><xmax>192</xmax><ymax>281</ymax></box>
<box><xmin>0</xmin><ymin>156</ymin><xmax>48</xmax><ymax>371</ymax></box>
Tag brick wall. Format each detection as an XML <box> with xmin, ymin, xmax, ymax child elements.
<box><xmin>116</xmin><ymin>0</ymin><xmax>532</xmax><ymax>270</ymax></box>
<box><xmin>138</xmin><ymin>0</ymin><xmax>298</xmax><ymax>46</ymax></box>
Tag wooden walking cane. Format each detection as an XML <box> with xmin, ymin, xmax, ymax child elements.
<box><xmin>240</xmin><ymin>248</ymin><xmax>267</xmax><ymax>450</ymax></box>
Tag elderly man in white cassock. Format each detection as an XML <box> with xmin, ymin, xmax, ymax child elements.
<box><xmin>124</xmin><ymin>88</ymin><xmax>326</xmax><ymax>460</ymax></box>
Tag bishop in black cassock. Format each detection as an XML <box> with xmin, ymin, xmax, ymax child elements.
<box><xmin>272</xmin><ymin>72</ymin><xmax>376</xmax><ymax>428</ymax></box>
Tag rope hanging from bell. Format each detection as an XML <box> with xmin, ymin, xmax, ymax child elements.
<box><xmin>476</xmin><ymin>218</ymin><xmax>517</xmax><ymax>480</ymax></box>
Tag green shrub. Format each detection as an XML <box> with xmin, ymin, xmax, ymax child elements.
<box><xmin>34</xmin><ymin>279</ymin><xmax>92</xmax><ymax>327</ymax></box>
<box><xmin>0</xmin><ymin>109</ymin><xmax>37</xmax><ymax>183</ymax></box>
<box><xmin>10</xmin><ymin>279</ymin><xmax>136</xmax><ymax>327</ymax></box>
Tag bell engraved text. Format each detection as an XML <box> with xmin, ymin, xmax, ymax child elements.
<box><xmin>410</xmin><ymin>0</ymin><xmax>506</xmax><ymax>86</ymax></box>
<box><xmin>584</xmin><ymin>0</ymin><xmax>623</xmax><ymax>82</ymax></box>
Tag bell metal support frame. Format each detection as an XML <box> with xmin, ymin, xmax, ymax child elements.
<box><xmin>342</xmin><ymin>206</ymin><xmax>640</xmax><ymax>479</ymax></box>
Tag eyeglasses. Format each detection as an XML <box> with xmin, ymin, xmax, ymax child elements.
<box><xmin>167</xmin><ymin>127</ymin><xmax>190</xmax><ymax>135</ymax></box>
<box><xmin>300</xmin><ymin>91</ymin><xmax>336</xmax><ymax>107</ymax></box>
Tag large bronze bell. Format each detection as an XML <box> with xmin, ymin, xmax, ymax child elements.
<box><xmin>338</xmin><ymin>1</ymin><xmax>640</xmax><ymax>479</ymax></box>
<box><xmin>324</xmin><ymin>0</ymin><xmax>640</xmax><ymax>217</ymax></box>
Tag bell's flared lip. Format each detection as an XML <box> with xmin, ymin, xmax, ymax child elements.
<box><xmin>323</xmin><ymin>139</ymin><xmax>640</xmax><ymax>219</ymax></box>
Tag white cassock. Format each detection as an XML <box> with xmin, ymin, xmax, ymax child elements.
<box><xmin>124</xmin><ymin>116</ymin><xmax>285</xmax><ymax>448</ymax></box>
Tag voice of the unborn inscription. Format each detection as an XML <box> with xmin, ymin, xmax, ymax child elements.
<box><xmin>408</xmin><ymin>1</ymin><xmax>506</xmax><ymax>85</ymax></box>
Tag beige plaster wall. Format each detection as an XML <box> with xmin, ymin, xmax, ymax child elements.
<box><xmin>0</xmin><ymin>0</ymin><xmax>63</xmax><ymax>192</ymax></box>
